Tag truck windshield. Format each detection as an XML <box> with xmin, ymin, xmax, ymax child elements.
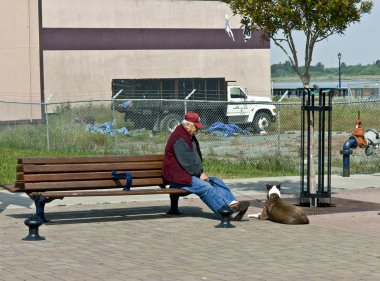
<box><xmin>230</xmin><ymin>87</ymin><xmax>246</xmax><ymax>99</ymax></box>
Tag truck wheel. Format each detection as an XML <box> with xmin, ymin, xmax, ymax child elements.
<box><xmin>160</xmin><ymin>114</ymin><xmax>182</xmax><ymax>133</ymax></box>
<box><xmin>252</xmin><ymin>112</ymin><xmax>272</xmax><ymax>132</ymax></box>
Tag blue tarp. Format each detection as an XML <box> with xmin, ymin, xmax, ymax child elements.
<box><xmin>207</xmin><ymin>122</ymin><xmax>251</xmax><ymax>137</ymax></box>
<box><xmin>86</xmin><ymin>121</ymin><xmax>129</xmax><ymax>136</ymax></box>
<box><xmin>119</xmin><ymin>100</ymin><xmax>132</xmax><ymax>109</ymax></box>
<box><xmin>86</xmin><ymin>121</ymin><xmax>250</xmax><ymax>137</ymax></box>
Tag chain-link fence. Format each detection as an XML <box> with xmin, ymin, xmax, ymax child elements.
<box><xmin>1</xmin><ymin>97</ymin><xmax>380</xmax><ymax>176</ymax></box>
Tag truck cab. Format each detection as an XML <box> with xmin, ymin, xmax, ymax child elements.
<box><xmin>227</xmin><ymin>85</ymin><xmax>276</xmax><ymax>132</ymax></box>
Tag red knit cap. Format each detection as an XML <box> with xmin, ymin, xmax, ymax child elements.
<box><xmin>184</xmin><ymin>112</ymin><xmax>203</xmax><ymax>129</ymax></box>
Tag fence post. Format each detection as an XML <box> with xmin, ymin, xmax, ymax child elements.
<box><xmin>184</xmin><ymin>89</ymin><xmax>197</xmax><ymax>115</ymax></box>
<box><xmin>112</xmin><ymin>90</ymin><xmax>123</xmax><ymax>129</ymax></box>
<box><xmin>44</xmin><ymin>102</ymin><xmax>50</xmax><ymax>151</ymax></box>
<box><xmin>277</xmin><ymin>101</ymin><xmax>281</xmax><ymax>155</ymax></box>
<box><xmin>276</xmin><ymin>90</ymin><xmax>288</xmax><ymax>155</ymax></box>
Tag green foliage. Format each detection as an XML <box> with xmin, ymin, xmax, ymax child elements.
<box><xmin>55</xmin><ymin>102</ymin><xmax>72</xmax><ymax>114</ymax></box>
<box><xmin>272</xmin><ymin>61</ymin><xmax>380</xmax><ymax>79</ymax></box>
<box><xmin>0</xmin><ymin>124</ymin><xmax>48</xmax><ymax>150</ymax></box>
<box><xmin>222</xmin><ymin>0</ymin><xmax>373</xmax><ymax>85</ymax></box>
<box><xmin>0</xmin><ymin>103</ymin><xmax>159</xmax><ymax>153</ymax></box>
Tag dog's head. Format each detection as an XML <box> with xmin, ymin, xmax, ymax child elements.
<box><xmin>266</xmin><ymin>184</ymin><xmax>281</xmax><ymax>199</ymax></box>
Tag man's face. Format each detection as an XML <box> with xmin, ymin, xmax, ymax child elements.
<box><xmin>184</xmin><ymin>123</ymin><xmax>200</xmax><ymax>135</ymax></box>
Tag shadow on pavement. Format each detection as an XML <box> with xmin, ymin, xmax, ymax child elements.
<box><xmin>228</xmin><ymin>179</ymin><xmax>300</xmax><ymax>194</ymax></box>
<box><xmin>7</xmin><ymin>205</ymin><xmax>216</xmax><ymax>224</ymax></box>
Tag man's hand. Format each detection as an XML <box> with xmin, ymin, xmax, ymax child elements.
<box><xmin>200</xmin><ymin>172</ymin><xmax>209</xmax><ymax>181</ymax></box>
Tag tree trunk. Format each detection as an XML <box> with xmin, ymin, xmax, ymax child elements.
<box><xmin>304</xmin><ymin>84</ymin><xmax>316</xmax><ymax>206</ymax></box>
<box><xmin>309</xmin><ymin>111</ymin><xmax>316</xmax><ymax>195</ymax></box>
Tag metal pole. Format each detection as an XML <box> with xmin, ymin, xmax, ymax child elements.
<box><xmin>338</xmin><ymin>59</ymin><xmax>341</xmax><ymax>89</ymax></box>
<box><xmin>112</xmin><ymin>89</ymin><xmax>123</xmax><ymax>128</ymax></box>
<box><xmin>45</xmin><ymin>102</ymin><xmax>50</xmax><ymax>151</ymax></box>
<box><xmin>184</xmin><ymin>89</ymin><xmax>196</xmax><ymax>114</ymax></box>
<box><xmin>338</xmin><ymin>53</ymin><xmax>342</xmax><ymax>92</ymax></box>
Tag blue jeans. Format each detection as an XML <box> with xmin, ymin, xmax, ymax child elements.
<box><xmin>169</xmin><ymin>176</ymin><xmax>236</xmax><ymax>218</ymax></box>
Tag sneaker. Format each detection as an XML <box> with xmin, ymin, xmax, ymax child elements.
<box><xmin>230</xmin><ymin>201</ymin><xmax>250</xmax><ymax>221</ymax></box>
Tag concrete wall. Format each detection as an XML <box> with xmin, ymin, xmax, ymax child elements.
<box><xmin>43</xmin><ymin>49</ymin><xmax>270</xmax><ymax>101</ymax></box>
<box><xmin>0</xmin><ymin>0</ymin><xmax>41</xmax><ymax>121</ymax></box>
<box><xmin>42</xmin><ymin>0</ymin><xmax>241</xmax><ymax>29</ymax></box>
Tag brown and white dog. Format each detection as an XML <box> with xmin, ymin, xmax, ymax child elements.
<box><xmin>249</xmin><ymin>184</ymin><xmax>309</xmax><ymax>225</ymax></box>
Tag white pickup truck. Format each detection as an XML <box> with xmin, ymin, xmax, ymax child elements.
<box><xmin>112</xmin><ymin>78</ymin><xmax>276</xmax><ymax>133</ymax></box>
<box><xmin>226</xmin><ymin>85</ymin><xmax>276</xmax><ymax>132</ymax></box>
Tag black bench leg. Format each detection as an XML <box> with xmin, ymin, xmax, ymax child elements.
<box><xmin>33</xmin><ymin>197</ymin><xmax>55</xmax><ymax>223</ymax></box>
<box><xmin>167</xmin><ymin>194</ymin><xmax>182</xmax><ymax>215</ymax></box>
<box><xmin>23</xmin><ymin>214</ymin><xmax>45</xmax><ymax>241</ymax></box>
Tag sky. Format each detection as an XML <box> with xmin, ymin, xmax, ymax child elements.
<box><xmin>270</xmin><ymin>2</ymin><xmax>380</xmax><ymax>68</ymax></box>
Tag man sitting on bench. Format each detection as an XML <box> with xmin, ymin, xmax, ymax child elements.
<box><xmin>163</xmin><ymin>112</ymin><xmax>250</xmax><ymax>221</ymax></box>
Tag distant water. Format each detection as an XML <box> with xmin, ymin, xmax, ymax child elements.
<box><xmin>273</xmin><ymin>80</ymin><xmax>379</xmax><ymax>89</ymax></box>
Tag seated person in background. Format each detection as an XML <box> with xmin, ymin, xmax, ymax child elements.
<box><xmin>163</xmin><ymin>112</ymin><xmax>250</xmax><ymax>221</ymax></box>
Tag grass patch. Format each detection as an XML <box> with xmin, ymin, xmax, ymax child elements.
<box><xmin>203</xmin><ymin>155</ymin><xmax>299</xmax><ymax>179</ymax></box>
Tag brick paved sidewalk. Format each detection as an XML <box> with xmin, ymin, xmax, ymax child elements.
<box><xmin>1</xmin><ymin>188</ymin><xmax>379</xmax><ymax>281</ymax></box>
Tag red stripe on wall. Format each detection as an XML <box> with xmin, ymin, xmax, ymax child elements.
<box><xmin>41</xmin><ymin>28</ymin><xmax>269</xmax><ymax>50</ymax></box>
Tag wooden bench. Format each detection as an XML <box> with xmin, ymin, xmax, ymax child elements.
<box><xmin>1</xmin><ymin>154</ymin><xmax>190</xmax><ymax>222</ymax></box>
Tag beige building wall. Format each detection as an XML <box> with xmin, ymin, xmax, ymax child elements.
<box><xmin>42</xmin><ymin>0</ymin><xmax>271</xmax><ymax>103</ymax></box>
<box><xmin>44</xmin><ymin>49</ymin><xmax>270</xmax><ymax>102</ymax></box>
<box><xmin>0</xmin><ymin>0</ymin><xmax>41</xmax><ymax>121</ymax></box>
<box><xmin>43</xmin><ymin>0</ymin><xmax>242</xmax><ymax>29</ymax></box>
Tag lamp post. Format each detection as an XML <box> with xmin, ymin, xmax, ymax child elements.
<box><xmin>338</xmin><ymin>52</ymin><xmax>342</xmax><ymax>90</ymax></box>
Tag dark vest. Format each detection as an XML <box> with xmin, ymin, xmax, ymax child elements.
<box><xmin>163</xmin><ymin>125</ymin><xmax>202</xmax><ymax>185</ymax></box>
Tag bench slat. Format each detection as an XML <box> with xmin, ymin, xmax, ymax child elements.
<box><xmin>20</xmin><ymin>178</ymin><xmax>165</xmax><ymax>191</ymax></box>
<box><xmin>30</xmin><ymin>188</ymin><xmax>190</xmax><ymax>198</ymax></box>
<box><xmin>18</xmin><ymin>161</ymin><xmax>163</xmax><ymax>173</ymax></box>
<box><xmin>18</xmin><ymin>154</ymin><xmax>164</xmax><ymax>164</ymax></box>
<box><xmin>18</xmin><ymin>170</ymin><xmax>163</xmax><ymax>182</ymax></box>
